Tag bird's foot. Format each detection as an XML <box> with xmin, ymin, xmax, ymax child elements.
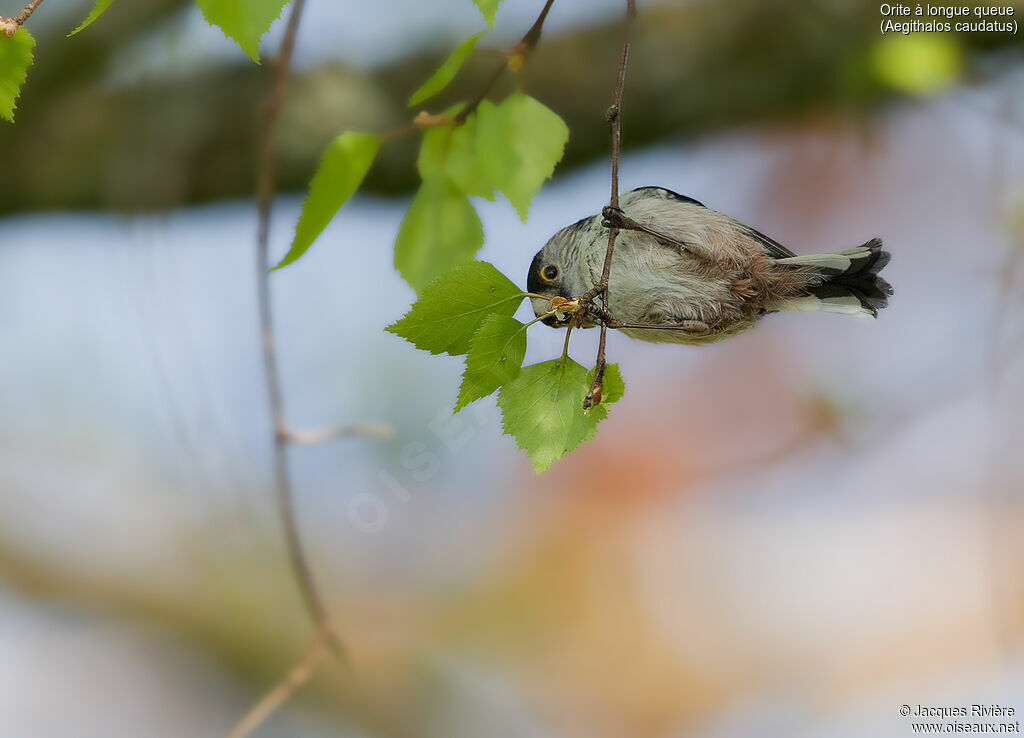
<box><xmin>602</xmin><ymin>206</ymin><xmax>639</xmax><ymax>231</ymax></box>
<box><xmin>601</xmin><ymin>205</ymin><xmax>629</xmax><ymax>230</ymax></box>
<box><xmin>678</xmin><ymin>320</ymin><xmax>711</xmax><ymax>335</ymax></box>
<box><xmin>730</xmin><ymin>277</ymin><xmax>758</xmax><ymax>299</ymax></box>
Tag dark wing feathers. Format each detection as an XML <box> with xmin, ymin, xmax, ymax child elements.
<box><xmin>631</xmin><ymin>187</ymin><xmax>795</xmax><ymax>259</ymax></box>
<box><xmin>632</xmin><ymin>186</ymin><xmax>706</xmax><ymax>209</ymax></box>
<box><xmin>742</xmin><ymin>226</ymin><xmax>797</xmax><ymax>259</ymax></box>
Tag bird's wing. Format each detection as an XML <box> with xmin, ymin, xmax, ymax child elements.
<box><xmin>741</xmin><ymin>226</ymin><xmax>797</xmax><ymax>259</ymax></box>
<box><xmin>622</xmin><ymin>187</ymin><xmax>798</xmax><ymax>261</ymax></box>
<box><xmin>616</xmin><ymin>187</ymin><xmax>708</xmax><ymax>258</ymax></box>
<box><xmin>629</xmin><ymin>186</ymin><xmax>706</xmax><ymax>208</ymax></box>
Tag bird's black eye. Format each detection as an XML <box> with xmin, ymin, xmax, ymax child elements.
<box><xmin>541</xmin><ymin>265</ymin><xmax>559</xmax><ymax>282</ymax></box>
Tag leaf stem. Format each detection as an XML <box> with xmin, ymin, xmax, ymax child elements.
<box><xmin>526</xmin><ymin>310</ymin><xmax>557</xmax><ymax>327</ymax></box>
<box><xmin>584</xmin><ymin>0</ymin><xmax>636</xmax><ymax>410</ymax></box>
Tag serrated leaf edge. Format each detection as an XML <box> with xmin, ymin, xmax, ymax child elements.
<box><xmin>453</xmin><ymin>315</ymin><xmax>527</xmax><ymax>412</ymax></box>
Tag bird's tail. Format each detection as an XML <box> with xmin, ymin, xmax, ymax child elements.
<box><xmin>772</xmin><ymin>238</ymin><xmax>893</xmax><ymax>318</ymax></box>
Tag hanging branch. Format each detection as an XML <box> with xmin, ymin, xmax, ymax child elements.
<box><xmin>454</xmin><ymin>0</ymin><xmax>555</xmax><ymax>124</ymax></box>
<box><xmin>232</xmin><ymin>4</ymin><xmax>564</xmax><ymax>733</ymax></box>
<box><xmin>253</xmin><ymin>0</ymin><xmax>350</xmax><ymax>662</ymax></box>
<box><xmin>379</xmin><ymin>0</ymin><xmax>557</xmax><ymax>138</ymax></box>
<box><xmin>231</xmin><ymin>0</ymin><xmax>393</xmax><ymax>733</ymax></box>
<box><xmin>584</xmin><ymin>0</ymin><xmax>636</xmax><ymax>409</ymax></box>
<box><xmin>0</xmin><ymin>0</ymin><xmax>44</xmax><ymax>34</ymax></box>
<box><xmin>227</xmin><ymin>628</ymin><xmax>328</xmax><ymax>738</ymax></box>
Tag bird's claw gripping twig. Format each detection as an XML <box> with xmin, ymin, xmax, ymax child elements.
<box><xmin>601</xmin><ymin>205</ymin><xmax>628</xmax><ymax>230</ymax></box>
<box><xmin>602</xmin><ymin>204</ymin><xmax>673</xmax><ymax>243</ymax></box>
<box><xmin>602</xmin><ymin>204</ymin><xmax>704</xmax><ymax>260</ymax></box>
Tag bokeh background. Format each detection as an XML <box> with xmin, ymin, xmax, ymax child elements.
<box><xmin>2</xmin><ymin>0</ymin><xmax>1024</xmax><ymax>736</ymax></box>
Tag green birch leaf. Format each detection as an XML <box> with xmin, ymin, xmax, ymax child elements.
<box><xmin>394</xmin><ymin>178</ymin><xmax>485</xmax><ymax>293</ymax></box>
<box><xmin>68</xmin><ymin>0</ymin><xmax>117</xmax><ymax>36</ymax></box>
<box><xmin>472</xmin><ymin>0</ymin><xmax>503</xmax><ymax>25</ymax></box>
<box><xmin>0</xmin><ymin>28</ymin><xmax>35</xmax><ymax>123</ymax></box>
<box><xmin>194</xmin><ymin>0</ymin><xmax>288</xmax><ymax>62</ymax></box>
<box><xmin>597</xmin><ymin>362</ymin><xmax>625</xmax><ymax>404</ymax></box>
<box><xmin>455</xmin><ymin>315</ymin><xmax>527</xmax><ymax>411</ymax></box>
<box><xmin>410</xmin><ymin>31</ymin><xmax>486</xmax><ymax>106</ymax></box>
<box><xmin>417</xmin><ymin>100</ymin><xmax>496</xmax><ymax>200</ymax></box>
<box><xmin>386</xmin><ymin>261</ymin><xmax>524</xmax><ymax>356</ymax></box>
<box><xmin>477</xmin><ymin>92</ymin><xmax>568</xmax><ymax>221</ymax></box>
<box><xmin>498</xmin><ymin>358</ymin><xmax>623</xmax><ymax>472</ymax></box>
<box><xmin>272</xmin><ymin>131</ymin><xmax>380</xmax><ymax>271</ymax></box>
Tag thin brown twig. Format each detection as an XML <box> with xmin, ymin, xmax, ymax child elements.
<box><xmin>454</xmin><ymin>0</ymin><xmax>556</xmax><ymax>124</ymax></box>
<box><xmin>227</xmin><ymin>624</ymin><xmax>331</xmax><ymax>738</ymax></box>
<box><xmin>585</xmin><ymin>300</ymin><xmax>710</xmax><ymax>334</ymax></box>
<box><xmin>381</xmin><ymin>0</ymin><xmax>555</xmax><ymax>140</ymax></box>
<box><xmin>0</xmin><ymin>0</ymin><xmax>44</xmax><ymax>35</ymax></box>
<box><xmin>253</xmin><ymin>0</ymin><xmax>346</xmax><ymax>661</ymax></box>
<box><xmin>280</xmin><ymin>423</ymin><xmax>393</xmax><ymax>444</ymax></box>
<box><xmin>454</xmin><ymin>62</ymin><xmax>508</xmax><ymax>124</ymax></box>
<box><xmin>584</xmin><ymin>0</ymin><xmax>636</xmax><ymax>409</ymax></box>
<box><xmin>380</xmin><ymin>111</ymin><xmax>451</xmax><ymax>141</ymax></box>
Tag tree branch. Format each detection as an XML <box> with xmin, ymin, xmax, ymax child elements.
<box><xmin>232</xmin><ymin>0</ymin><xmax>358</xmax><ymax>732</ymax></box>
<box><xmin>1</xmin><ymin>0</ymin><xmax>44</xmax><ymax>35</ymax></box>
<box><xmin>234</xmin><ymin>2</ymin><xmax>566</xmax><ymax>729</ymax></box>
<box><xmin>584</xmin><ymin>0</ymin><xmax>635</xmax><ymax>409</ymax></box>
<box><xmin>279</xmin><ymin>423</ymin><xmax>393</xmax><ymax>444</ymax></box>
<box><xmin>227</xmin><ymin>623</ymin><xmax>331</xmax><ymax>738</ymax></box>
<box><xmin>253</xmin><ymin>0</ymin><xmax>344</xmax><ymax>671</ymax></box>
<box><xmin>454</xmin><ymin>0</ymin><xmax>556</xmax><ymax>124</ymax></box>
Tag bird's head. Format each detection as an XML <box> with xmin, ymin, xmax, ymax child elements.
<box><xmin>527</xmin><ymin>227</ymin><xmax>591</xmax><ymax>327</ymax></box>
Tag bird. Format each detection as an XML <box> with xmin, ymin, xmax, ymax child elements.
<box><xmin>527</xmin><ymin>186</ymin><xmax>893</xmax><ymax>345</ymax></box>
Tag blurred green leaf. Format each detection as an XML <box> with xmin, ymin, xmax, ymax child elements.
<box><xmin>394</xmin><ymin>179</ymin><xmax>485</xmax><ymax>293</ymax></box>
<box><xmin>68</xmin><ymin>0</ymin><xmax>117</xmax><ymax>36</ymax></box>
<box><xmin>0</xmin><ymin>28</ymin><xmax>34</xmax><ymax>123</ymax></box>
<box><xmin>410</xmin><ymin>31</ymin><xmax>486</xmax><ymax>106</ymax></box>
<box><xmin>498</xmin><ymin>357</ymin><xmax>623</xmax><ymax>472</ymax></box>
<box><xmin>477</xmin><ymin>92</ymin><xmax>568</xmax><ymax>220</ymax></box>
<box><xmin>472</xmin><ymin>0</ymin><xmax>503</xmax><ymax>26</ymax></box>
<box><xmin>418</xmin><ymin>101</ymin><xmax>497</xmax><ymax>199</ymax></box>
<box><xmin>273</xmin><ymin>131</ymin><xmax>380</xmax><ymax>270</ymax></box>
<box><xmin>1005</xmin><ymin>189</ymin><xmax>1024</xmax><ymax>241</ymax></box>
<box><xmin>455</xmin><ymin>314</ymin><xmax>527</xmax><ymax>411</ymax></box>
<box><xmin>195</xmin><ymin>0</ymin><xmax>288</xmax><ymax>62</ymax></box>
<box><xmin>386</xmin><ymin>260</ymin><xmax>523</xmax><ymax>355</ymax></box>
<box><xmin>871</xmin><ymin>34</ymin><xmax>962</xmax><ymax>96</ymax></box>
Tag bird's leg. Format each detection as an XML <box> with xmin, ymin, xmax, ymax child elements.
<box><xmin>730</xmin><ymin>277</ymin><xmax>758</xmax><ymax>299</ymax></box>
<box><xmin>678</xmin><ymin>320</ymin><xmax>711</xmax><ymax>335</ymax></box>
<box><xmin>615</xmin><ymin>319</ymin><xmax>711</xmax><ymax>335</ymax></box>
<box><xmin>601</xmin><ymin>205</ymin><xmax>652</xmax><ymax>236</ymax></box>
<box><xmin>584</xmin><ymin>301</ymin><xmax>712</xmax><ymax>336</ymax></box>
<box><xmin>601</xmin><ymin>206</ymin><xmax>713</xmax><ymax>263</ymax></box>
<box><xmin>585</xmin><ymin>300</ymin><xmax>620</xmax><ymax>327</ymax></box>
